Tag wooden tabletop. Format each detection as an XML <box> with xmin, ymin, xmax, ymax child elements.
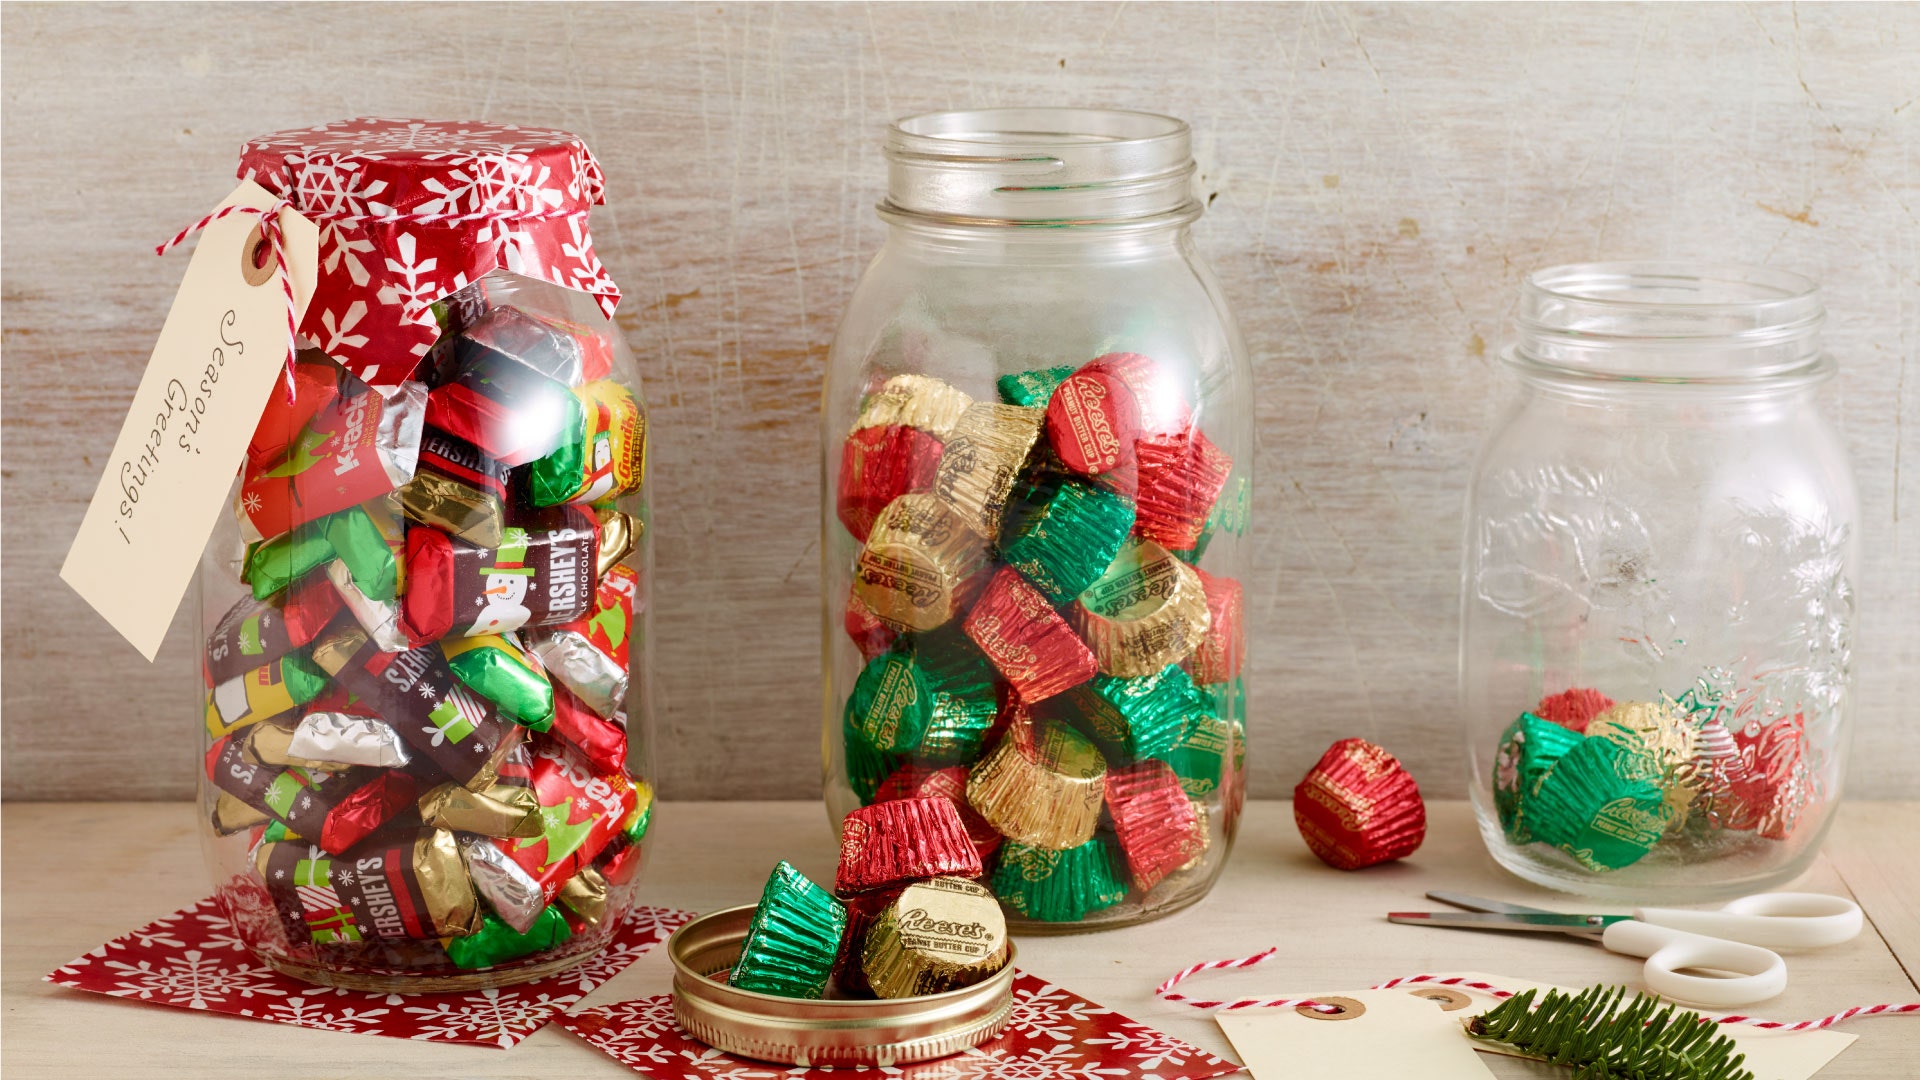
<box><xmin>5</xmin><ymin>800</ymin><xmax>1917</xmax><ymax>1078</ymax></box>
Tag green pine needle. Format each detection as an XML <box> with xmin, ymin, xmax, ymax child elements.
<box><xmin>1465</xmin><ymin>985</ymin><xmax>1753</xmax><ymax>1080</ymax></box>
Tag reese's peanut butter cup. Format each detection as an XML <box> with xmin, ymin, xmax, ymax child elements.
<box><xmin>1729</xmin><ymin>712</ymin><xmax>1813</xmax><ymax>841</ymax></box>
<box><xmin>860</xmin><ymin>876</ymin><xmax>1010</xmax><ymax>998</ymax></box>
<box><xmin>999</xmin><ymin>476</ymin><xmax>1136</xmax><ymax>605</ymax></box>
<box><xmin>1086</xmin><ymin>352</ymin><xmax>1189</xmax><ymax>435</ymax></box>
<box><xmin>997</xmin><ymin>364</ymin><xmax>1076</xmax><ymax>407</ymax></box>
<box><xmin>239</xmin><ymin>380</ymin><xmax>427</xmax><ymax>544</ymax></box>
<box><xmin>1182</xmin><ymin>567</ymin><xmax>1244</xmax><ymax>685</ymax></box>
<box><xmin>853</xmin><ymin>373</ymin><xmax>974</xmax><ymax>439</ymax></box>
<box><xmin>934</xmin><ymin>402</ymin><xmax>1045</xmax><ymax>538</ymax></box>
<box><xmin>1685</xmin><ymin>716</ymin><xmax>1755</xmax><ymax>830</ymax></box>
<box><xmin>853</xmin><ymin>494</ymin><xmax>989</xmax><ymax>633</ymax></box>
<box><xmin>1292</xmin><ymin>738</ymin><xmax>1426</xmax><ymax>871</ymax></box>
<box><xmin>1492</xmin><ymin>711</ymin><xmax>1583</xmax><ymax>844</ymax></box>
<box><xmin>1525</xmin><ymin>735</ymin><xmax>1669</xmax><ymax>871</ymax></box>
<box><xmin>1105</xmin><ymin>759</ymin><xmax>1206</xmax><ymax>891</ymax></box>
<box><xmin>963</xmin><ymin>567</ymin><xmax>1099</xmax><ymax>704</ymax></box>
<box><xmin>1063</xmin><ymin>663</ymin><xmax>1207</xmax><ymax>765</ymax></box>
<box><xmin>1045</xmin><ymin>365</ymin><xmax>1140</xmax><ymax>477</ymax></box>
<box><xmin>1592</xmin><ymin>699</ymin><xmax>1699</xmax><ymax>831</ymax></box>
<box><xmin>843</xmin><ymin>712</ymin><xmax>907</xmax><ymax>805</ymax></box>
<box><xmin>874</xmin><ymin>765</ymin><xmax>1003</xmax><ymax>863</ymax></box>
<box><xmin>1535</xmin><ymin>687</ymin><xmax>1616</xmax><ymax>734</ymax></box>
<box><xmin>730</xmin><ymin>861</ymin><xmax>849</xmax><ymax>999</ymax></box>
<box><xmin>1072</xmin><ymin>538</ymin><xmax>1211</xmax><ymax>678</ymax></box>
<box><xmin>844</xmin><ymin>630</ymin><xmax>998</xmax><ymax>758</ymax></box>
<box><xmin>838</xmin><ymin>424</ymin><xmax>945</xmax><ymax>542</ymax></box>
<box><xmin>1157</xmin><ymin>705</ymin><xmax>1232</xmax><ymax>798</ymax></box>
<box><xmin>836</xmin><ymin>795</ymin><xmax>985</xmax><ymax>893</ymax></box>
<box><xmin>991</xmin><ymin>838</ymin><xmax>1129</xmax><ymax>923</ymax></box>
<box><xmin>843</xmin><ymin>582</ymin><xmax>901</xmax><ymax>661</ymax></box>
<box><xmin>1132</xmin><ymin>429</ymin><xmax>1232</xmax><ymax>552</ymax></box>
<box><xmin>966</xmin><ymin>718</ymin><xmax>1106</xmax><ymax>851</ymax></box>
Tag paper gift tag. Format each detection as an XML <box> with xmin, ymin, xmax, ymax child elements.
<box><xmin>1436</xmin><ymin>972</ymin><xmax>1856</xmax><ymax>1080</ymax></box>
<box><xmin>62</xmin><ymin>180</ymin><xmax>318</xmax><ymax>660</ymax></box>
<box><xmin>1215</xmin><ymin>989</ymin><xmax>1496</xmax><ymax>1080</ymax></box>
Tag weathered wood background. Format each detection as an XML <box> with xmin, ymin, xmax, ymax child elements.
<box><xmin>4</xmin><ymin>2</ymin><xmax>1916</xmax><ymax>802</ymax></box>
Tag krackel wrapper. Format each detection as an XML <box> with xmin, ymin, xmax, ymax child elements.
<box><xmin>489</xmin><ymin>736</ymin><xmax>639</xmax><ymax>903</ymax></box>
<box><xmin>425</xmin><ymin>305</ymin><xmax>604</xmax><ymax>466</ymax></box>
<box><xmin>237</xmin><ymin>380</ymin><xmax>427</xmax><ymax>544</ymax></box>
<box><xmin>402</xmin><ymin>506</ymin><xmax>598</xmax><ymax>641</ymax></box>
<box><xmin>528</xmin><ymin>380</ymin><xmax>646</xmax><ymax>507</ymax></box>
<box><xmin>203</xmin><ymin>575</ymin><xmax>342</xmax><ymax>685</ymax></box>
<box><xmin>245</xmin><ymin>348</ymin><xmax>349</xmax><ymax>468</ymax></box>
<box><xmin>400</xmin><ymin>425</ymin><xmax>513</xmax><ymax>548</ymax></box>
<box><xmin>255</xmin><ymin>827</ymin><xmax>484</xmax><ymax>946</ymax></box>
<box><xmin>528</xmin><ymin>563</ymin><xmax>638</xmax><ymax>719</ymax></box>
<box><xmin>310</xmin><ymin>623</ymin><xmax>524</xmax><ymax>791</ymax></box>
<box><xmin>207</xmin><ymin>733</ymin><xmax>417</xmax><ymax>854</ymax></box>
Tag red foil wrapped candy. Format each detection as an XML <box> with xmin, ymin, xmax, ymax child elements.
<box><xmin>874</xmin><ymin>764</ymin><xmax>1003</xmax><ymax>864</ymax></box>
<box><xmin>838</xmin><ymin>425</ymin><xmax>946</xmax><ymax>542</ymax></box>
<box><xmin>1045</xmin><ymin>365</ymin><xmax>1140</xmax><ymax>478</ymax></box>
<box><xmin>1293</xmin><ymin>738</ymin><xmax>1426</xmax><ymax>870</ymax></box>
<box><xmin>835</xmin><ymin>795</ymin><xmax>983</xmax><ymax>894</ymax></box>
<box><xmin>1105</xmin><ymin>759</ymin><xmax>1205</xmax><ymax>892</ymax></box>
<box><xmin>1133</xmin><ymin>429</ymin><xmax>1232</xmax><ymax>553</ymax></box>
<box><xmin>1182</xmin><ymin>567</ymin><xmax>1245</xmax><ymax>685</ymax></box>
<box><xmin>962</xmin><ymin>566</ymin><xmax>1099</xmax><ymax>704</ymax></box>
<box><xmin>1535</xmin><ymin>687</ymin><xmax>1615</xmax><ymax>734</ymax></box>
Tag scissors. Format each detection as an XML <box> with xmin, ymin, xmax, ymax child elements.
<box><xmin>1388</xmin><ymin>890</ymin><xmax>1863</xmax><ymax>1008</ymax></box>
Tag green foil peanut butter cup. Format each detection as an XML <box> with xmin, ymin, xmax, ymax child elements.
<box><xmin>1493</xmin><ymin>711</ymin><xmax>1585</xmax><ymax>844</ymax></box>
<box><xmin>846</xmin><ymin>631</ymin><xmax>999</xmax><ymax>762</ymax></box>
<box><xmin>991</xmin><ymin>838</ymin><xmax>1129</xmax><ymax>923</ymax></box>
<box><xmin>729</xmin><ymin>860</ymin><xmax>850</xmax><ymax>999</ymax></box>
<box><xmin>1525</xmin><ymin>735</ymin><xmax>1669</xmax><ymax>872</ymax></box>
<box><xmin>1000</xmin><ymin>478</ymin><xmax>1137</xmax><ymax>606</ymax></box>
<box><xmin>997</xmin><ymin>365</ymin><xmax>1077</xmax><ymax>408</ymax></box>
<box><xmin>1063</xmin><ymin>664</ymin><xmax>1208</xmax><ymax>765</ymax></box>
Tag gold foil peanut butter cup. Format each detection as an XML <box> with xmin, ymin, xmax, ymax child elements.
<box><xmin>853</xmin><ymin>494</ymin><xmax>989</xmax><ymax>633</ymax></box>
<box><xmin>853</xmin><ymin>374</ymin><xmax>975</xmax><ymax>440</ymax></box>
<box><xmin>932</xmin><ymin>402</ymin><xmax>1044</xmax><ymax>538</ymax></box>
<box><xmin>861</xmin><ymin>877</ymin><xmax>1010</xmax><ymax>999</ymax></box>
<box><xmin>965</xmin><ymin>717</ymin><xmax>1107</xmax><ymax>851</ymax></box>
<box><xmin>1072</xmin><ymin>538</ymin><xmax>1211</xmax><ymax>678</ymax></box>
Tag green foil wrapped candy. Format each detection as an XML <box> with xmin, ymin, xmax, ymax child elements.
<box><xmin>844</xmin><ymin>715</ymin><xmax>906</xmax><ymax>805</ymax></box>
<box><xmin>730</xmin><ymin>860</ymin><xmax>848</xmax><ymax>999</ymax></box>
<box><xmin>844</xmin><ymin>631</ymin><xmax>997</xmax><ymax>760</ymax></box>
<box><xmin>997</xmin><ymin>365</ymin><xmax>1076</xmax><ymax>408</ymax></box>
<box><xmin>1065</xmin><ymin>664</ymin><xmax>1208</xmax><ymax>765</ymax></box>
<box><xmin>1157</xmin><ymin>709</ymin><xmax>1231</xmax><ymax>798</ymax></box>
<box><xmin>1493</xmin><ymin>711</ymin><xmax>1585</xmax><ymax>844</ymax></box>
<box><xmin>1525</xmin><ymin>736</ymin><xmax>1669</xmax><ymax>872</ymax></box>
<box><xmin>244</xmin><ymin>525</ymin><xmax>336</xmax><ymax>600</ymax></box>
<box><xmin>442</xmin><ymin>633</ymin><xmax>556</xmax><ymax>730</ymax></box>
<box><xmin>444</xmin><ymin>907</ymin><xmax>573</xmax><ymax>970</ymax></box>
<box><xmin>992</xmin><ymin>838</ymin><xmax>1129</xmax><ymax>922</ymax></box>
<box><xmin>324</xmin><ymin>498</ymin><xmax>403</xmax><ymax>603</ymax></box>
<box><xmin>1001</xmin><ymin>478</ymin><xmax>1136</xmax><ymax>605</ymax></box>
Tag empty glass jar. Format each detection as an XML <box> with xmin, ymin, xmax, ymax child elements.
<box><xmin>822</xmin><ymin>108</ymin><xmax>1253</xmax><ymax>931</ymax></box>
<box><xmin>1462</xmin><ymin>263</ymin><xmax>1856</xmax><ymax>901</ymax></box>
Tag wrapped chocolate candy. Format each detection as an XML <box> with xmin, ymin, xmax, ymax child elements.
<box><xmin>326</xmin><ymin>494</ymin><xmax>405</xmax><ymax>603</ymax></box>
<box><xmin>1292</xmin><ymin>738</ymin><xmax>1426</xmax><ymax>871</ymax></box>
<box><xmin>245</xmin><ymin>348</ymin><xmax>349</xmax><ymax>468</ymax></box>
<box><xmin>1525</xmin><ymin>736</ymin><xmax>1669</xmax><ymax>871</ymax></box>
<box><xmin>1105</xmin><ymin>760</ymin><xmax>1206</xmax><ymax>891</ymax></box>
<box><xmin>445</xmin><ymin>908</ymin><xmax>572</xmax><ymax>970</ymax></box>
<box><xmin>400</xmin><ymin>426</ymin><xmax>513</xmax><ymax>549</ymax></box>
<box><xmin>860</xmin><ymin>876</ymin><xmax>1009</xmax><ymax>998</ymax></box>
<box><xmin>836</xmin><ymin>795</ymin><xmax>984</xmax><ymax>894</ymax></box>
<box><xmin>488</xmin><ymin>735</ymin><xmax>640</xmax><ymax>902</ymax></box>
<box><xmin>281</xmin><ymin>695</ymin><xmax>412</xmax><ymax>769</ymax></box>
<box><xmin>852</xmin><ymin>494</ymin><xmax>989</xmax><ymax>633</ymax></box>
<box><xmin>325</xmin><ymin>558</ymin><xmax>415</xmax><ymax>654</ymax></box>
<box><xmin>1492</xmin><ymin>712</ymin><xmax>1583</xmax><ymax>844</ymax></box>
<box><xmin>731</xmin><ymin>860</ymin><xmax>848</xmax><ymax>999</ymax></box>
<box><xmin>1044</xmin><ymin>363</ymin><xmax>1141</xmax><ymax>478</ymax></box>
<box><xmin>999</xmin><ymin>476</ymin><xmax>1135</xmax><ymax>605</ymax></box>
<box><xmin>996</xmin><ymin>365</ymin><xmax>1075</xmax><ymax>408</ymax></box>
<box><xmin>838</xmin><ymin>424</ymin><xmax>944</xmax><ymax>542</ymax></box>
<box><xmin>204</xmin><ymin>576</ymin><xmax>342</xmax><ymax>685</ymax></box>
<box><xmin>243</xmin><ymin>525</ymin><xmax>337</xmax><ymax>600</ymax></box>
<box><xmin>256</xmin><ymin>827</ymin><xmax>484</xmax><ymax>945</ymax></box>
<box><xmin>854</xmin><ymin>373</ymin><xmax>973</xmax><ymax>439</ymax></box>
<box><xmin>873</xmin><ymin>765</ymin><xmax>1002</xmax><ymax>863</ymax></box>
<box><xmin>557</xmin><ymin>865</ymin><xmax>612</xmax><ymax>928</ymax></box>
<box><xmin>1132</xmin><ymin>429</ymin><xmax>1232</xmax><ymax>552</ymax></box>
<box><xmin>309</xmin><ymin>623</ymin><xmax>524</xmax><ymax>790</ymax></box>
<box><xmin>933</xmin><ymin>402</ymin><xmax>1045</xmax><ymax>538</ymax></box>
<box><xmin>528</xmin><ymin>380</ymin><xmax>647</xmax><ymax>507</ymax></box>
<box><xmin>1535</xmin><ymin>687</ymin><xmax>1615</xmax><ymax>734</ymax></box>
<box><xmin>1182</xmin><ymin>568</ymin><xmax>1244</xmax><ymax>685</ymax></box>
<box><xmin>1157</xmin><ymin>706</ymin><xmax>1234</xmax><ymax>798</ymax></box>
<box><xmin>991</xmin><ymin>838</ymin><xmax>1128</xmax><ymax>922</ymax></box>
<box><xmin>527</xmin><ymin>563</ymin><xmax>637</xmax><ymax>719</ymax></box>
<box><xmin>548</xmin><ymin>685</ymin><xmax>629</xmax><ymax>775</ymax></box>
<box><xmin>844</xmin><ymin>629</ymin><xmax>998</xmax><ymax>758</ymax></box>
<box><xmin>418</xmin><ymin>753</ymin><xmax>543</xmax><ymax>839</ymax></box>
<box><xmin>442</xmin><ymin>633</ymin><xmax>555</xmax><ymax>730</ymax></box>
<box><xmin>1063</xmin><ymin>663</ymin><xmax>1208</xmax><ymax>765</ymax></box>
<box><xmin>966</xmin><ymin>718</ymin><xmax>1106</xmax><ymax>851</ymax></box>
<box><xmin>843</xmin><ymin>584</ymin><xmax>900</xmax><ymax>662</ymax></box>
<box><xmin>204</xmin><ymin>649</ymin><xmax>332</xmax><ymax>739</ymax></box>
<box><xmin>402</xmin><ymin>507</ymin><xmax>597</xmax><ymax>641</ymax></box>
<box><xmin>962</xmin><ymin>566</ymin><xmax>1098</xmax><ymax>704</ymax></box>
<box><xmin>238</xmin><ymin>382</ymin><xmax>427</xmax><ymax>544</ymax></box>
<box><xmin>206</xmin><ymin>734</ymin><xmax>416</xmax><ymax>855</ymax></box>
<box><xmin>1072</xmin><ymin>538</ymin><xmax>1211</xmax><ymax>679</ymax></box>
<box><xmin>425</xmin><ymin>305</ymin><xmax>601</xmax><ymax>466</ymax></box>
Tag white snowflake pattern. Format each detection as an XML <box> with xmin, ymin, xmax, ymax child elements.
<box><xmin>404</xmin><ymin>987</ymin><xmax>579</xmax><ymax>1048</ymax></box>
<box><xmin>937</xmin><ymin>1045</ymin><xmax>1130</xmax><ymax>1080</ymax></box>
<box><xmin>191</xmin><ymin>912</ymin><xmax>253</xmax><ymax>954</ymax></box>
<box><xmin>1080</xmin><ymin>1022</ymin><xmax>1214</xmax><ymax>1071</ymax></box>
<box><xmin>240</xmin><ymin>994</ymin><xmax>392</xmax><ymax>1033</ymax></box>
<box><xmin>589</xmin><ymin>996</ymin><xmax>678</xmax><ymax>1045</ymax></box>
<box><xmin>1008</xmin><ymin>984</ymin><xmax>1108</xmax><ymax>1043</ymax></box>
<box><xmin>240</xmin><ymin>491</ymin><xmax>263</xmax><ymax>515</ymax></box>
<box><xmin>376</xmin><ymin>232</ymin><xmax>442</xmax><ymax>318</ymax></box>
<box><xmin>97</xmin><ymin>949</ymin><xmax>288</xmax><ymax>1010</ymax></box>
<box><xmin>314</xmin><ymin>299</ymin><xmax>372</xmax><ymax>355</ymax></box>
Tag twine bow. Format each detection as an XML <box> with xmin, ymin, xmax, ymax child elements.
<box><xmin>1155</xmin><ymin>946</ymin><xmax>1920</xmax><ymax>1031</ymax></box>
<box><xmin>155</xmin><ymin>199</ymin><xmax>302</xmax><ymax>401</ymax></box>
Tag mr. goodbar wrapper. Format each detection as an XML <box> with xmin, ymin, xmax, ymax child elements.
<box><xmin>401</xmin><ymin>507</ymin><xmax>597</xmax><ymax>641</ymax></box>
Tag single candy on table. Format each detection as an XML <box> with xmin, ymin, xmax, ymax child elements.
<box><xmin>1292</xmin><ymin>737</ymin><xmax>1426</xmax><ymax>871</ymax></box>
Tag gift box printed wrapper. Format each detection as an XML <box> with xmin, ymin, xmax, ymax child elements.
<box><xmin>192</xmin><ymin>118</ymin><xmax>655</xmax><ymax>991</ymax></box>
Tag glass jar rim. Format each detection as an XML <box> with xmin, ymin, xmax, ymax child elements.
<box><xmin>1507</xmin><ymin>261</ymin><xmax>1829</xmax><ymax>384</ymax></box>
<box><xmin>881</xmin><ymin>107</ymin><xmax>1201</xmax><ymax>228</ymax></box>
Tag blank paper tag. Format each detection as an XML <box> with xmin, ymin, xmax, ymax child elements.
<box><xmin>1436</xmin><ymin>972</ymin><xmax>1856</xmax><ymax>1080</ymax></box>
<box><xmin>61</xmin><ymin>181</ymin><xmax>318</xmax><ymax>660</ymax></box>
<box><xmin>1215</xmin><ymin>989</ymin><xmax>1496</xmax><ymax>1080</ymax></box>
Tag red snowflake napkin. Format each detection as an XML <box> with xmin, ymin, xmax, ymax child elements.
<box><xmin>47</xmin><ymin>896</ymin><xmax>694</xmax><ymax>1048</ymax></box>
<box><xmin>561</xmin><ymin>972</ymin><xmax>1243</xmax><ymax>1080</ymax></box>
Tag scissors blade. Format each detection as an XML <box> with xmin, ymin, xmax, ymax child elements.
<box><xmin>1425</xmin><ymin>891</ymin><xmax>1566</xmax><ymax>916</ymax></box>
<box><xmin>1388</xmin><ymin>911</ymin><xmax>1626</xmax><ymax>937</ymax></box>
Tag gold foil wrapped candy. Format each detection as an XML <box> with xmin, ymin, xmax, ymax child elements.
<box><xmin>966</xmin><ymin>717</ymin><xmax>1106</xmax><ymax>851</ymax></box>
<box><xmin>853</xmin><ymin>494</ymin><xmax>990</xmax><ymax>632</ymax></box>
<box><xmin>861</xmin><ymin>876</ymin><xmax>1010</xmax><ymax>999</ymax></box>
<box><xmin>854</xmin><ymin>374</ymin><xmax>974</xmax><ymax>439</ymax></box>
<box><xmin>1072</xmin><ymin>538</ymin><xmax>1211</xmax><ymax>678</ymax></box>
<box><xmin>933</xmin><ymin>402</ymin><xmax>1045</xmax><ymax>538</ymax></box>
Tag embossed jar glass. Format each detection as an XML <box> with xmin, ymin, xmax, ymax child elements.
<box><xmin>822</xmin><ymin>109</ymin><xmax>1253</xmax><ymax>931</ymax></box>
<box><xmin>1462</xmin><ymin>263</ymin><xmax>1856</xmax><ymax>901</ymax></box>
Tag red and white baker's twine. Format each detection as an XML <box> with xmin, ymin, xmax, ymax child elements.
<box><xmin>1156</xmin><ymin>946</ymin><xmax>1920</xmax><ymax>1032</ymax></box>
<box><xmin>155</xmin><ymin>201</ymin><xmax>586</xmax><ymax>400</ymax></box>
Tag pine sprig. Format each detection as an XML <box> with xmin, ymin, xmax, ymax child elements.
<box><xmin>1465</xmin><ymin>985</ymin><xmax>1753</xmax><ymax>1080</ymax></box>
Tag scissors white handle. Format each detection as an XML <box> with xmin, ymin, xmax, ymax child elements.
<box><xmin>1601</xmin><ymin>920</ymin><xmax>1788</xmax><ymax>1007</ymax></box>
<box><xmin>1635</xmin><ymin>893</ymin><xmax>1864</xmax><ymax>949</ymax></box>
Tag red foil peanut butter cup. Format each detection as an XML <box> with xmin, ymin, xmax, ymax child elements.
<box><xmin>1045</xmin><ymin>367</ymin><xmax>1140</xmax><ymax>477</ymax></box>
<box><xmin>1292</xmin><ymin>738</ymin><xmax>1426</xmax><ymax>871</ymax></box>
<box><xmin>838</xmin><ymin>425</ymin><xmax>945</xmax><ymax>542</ymax></box>
<box><xmin>1535</xmin><ymin>687</ymin><xmax>1615</xmax><ymax>733</ymax></box>
<box><xmin>874</xmin><ymin>765</ymin><xmax>1003</xmax><ymax>864</ymax></box>
<box><xmin>1104</xmin><ymin>759</ymin><xmax>1205</xmax><ymax>892</ymax></box>
<box><xmin>963</xmin><ymin>566</ymin><xmax>1098</xmax><ymax>704</ymax></box>
<box><xmin>1182</xmin><ymin>567</ymin><xmax>1245</xmax><ymax>685</ymax></box>
<box><xmin>836</xmin><ymin>795</ymin><xmax>985</xmax><ymax>894</ymax></box>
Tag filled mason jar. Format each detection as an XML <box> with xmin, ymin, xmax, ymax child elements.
<box><xmin>198</xmin><ymin>120</ymin><xmax>653</xmax><ymax>990</ymax></box>
<box><xmin>1463</xmin><ymin>263</ymin><xmax>1856</xmax><ymax>902</ymax></box>
<box><xmin>822</xmin><ymin>109</ymin><xmax>1253</xmax><ymax>931</ymax></box>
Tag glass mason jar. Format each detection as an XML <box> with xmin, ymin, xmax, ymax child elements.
<box><xmin>199</xmin><ymin>270</ymin><xmax>654</xmax><ymax>989</ymax></box>
<box><xmin>1462</xmin><ymin>263</ymin><xmax>1856</xmax><ymax>901</ymax></box>
<box><xmin>822</xmin><ymin>109</ymin><xmax>1253</xmax><ymax>932</ymax></box>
